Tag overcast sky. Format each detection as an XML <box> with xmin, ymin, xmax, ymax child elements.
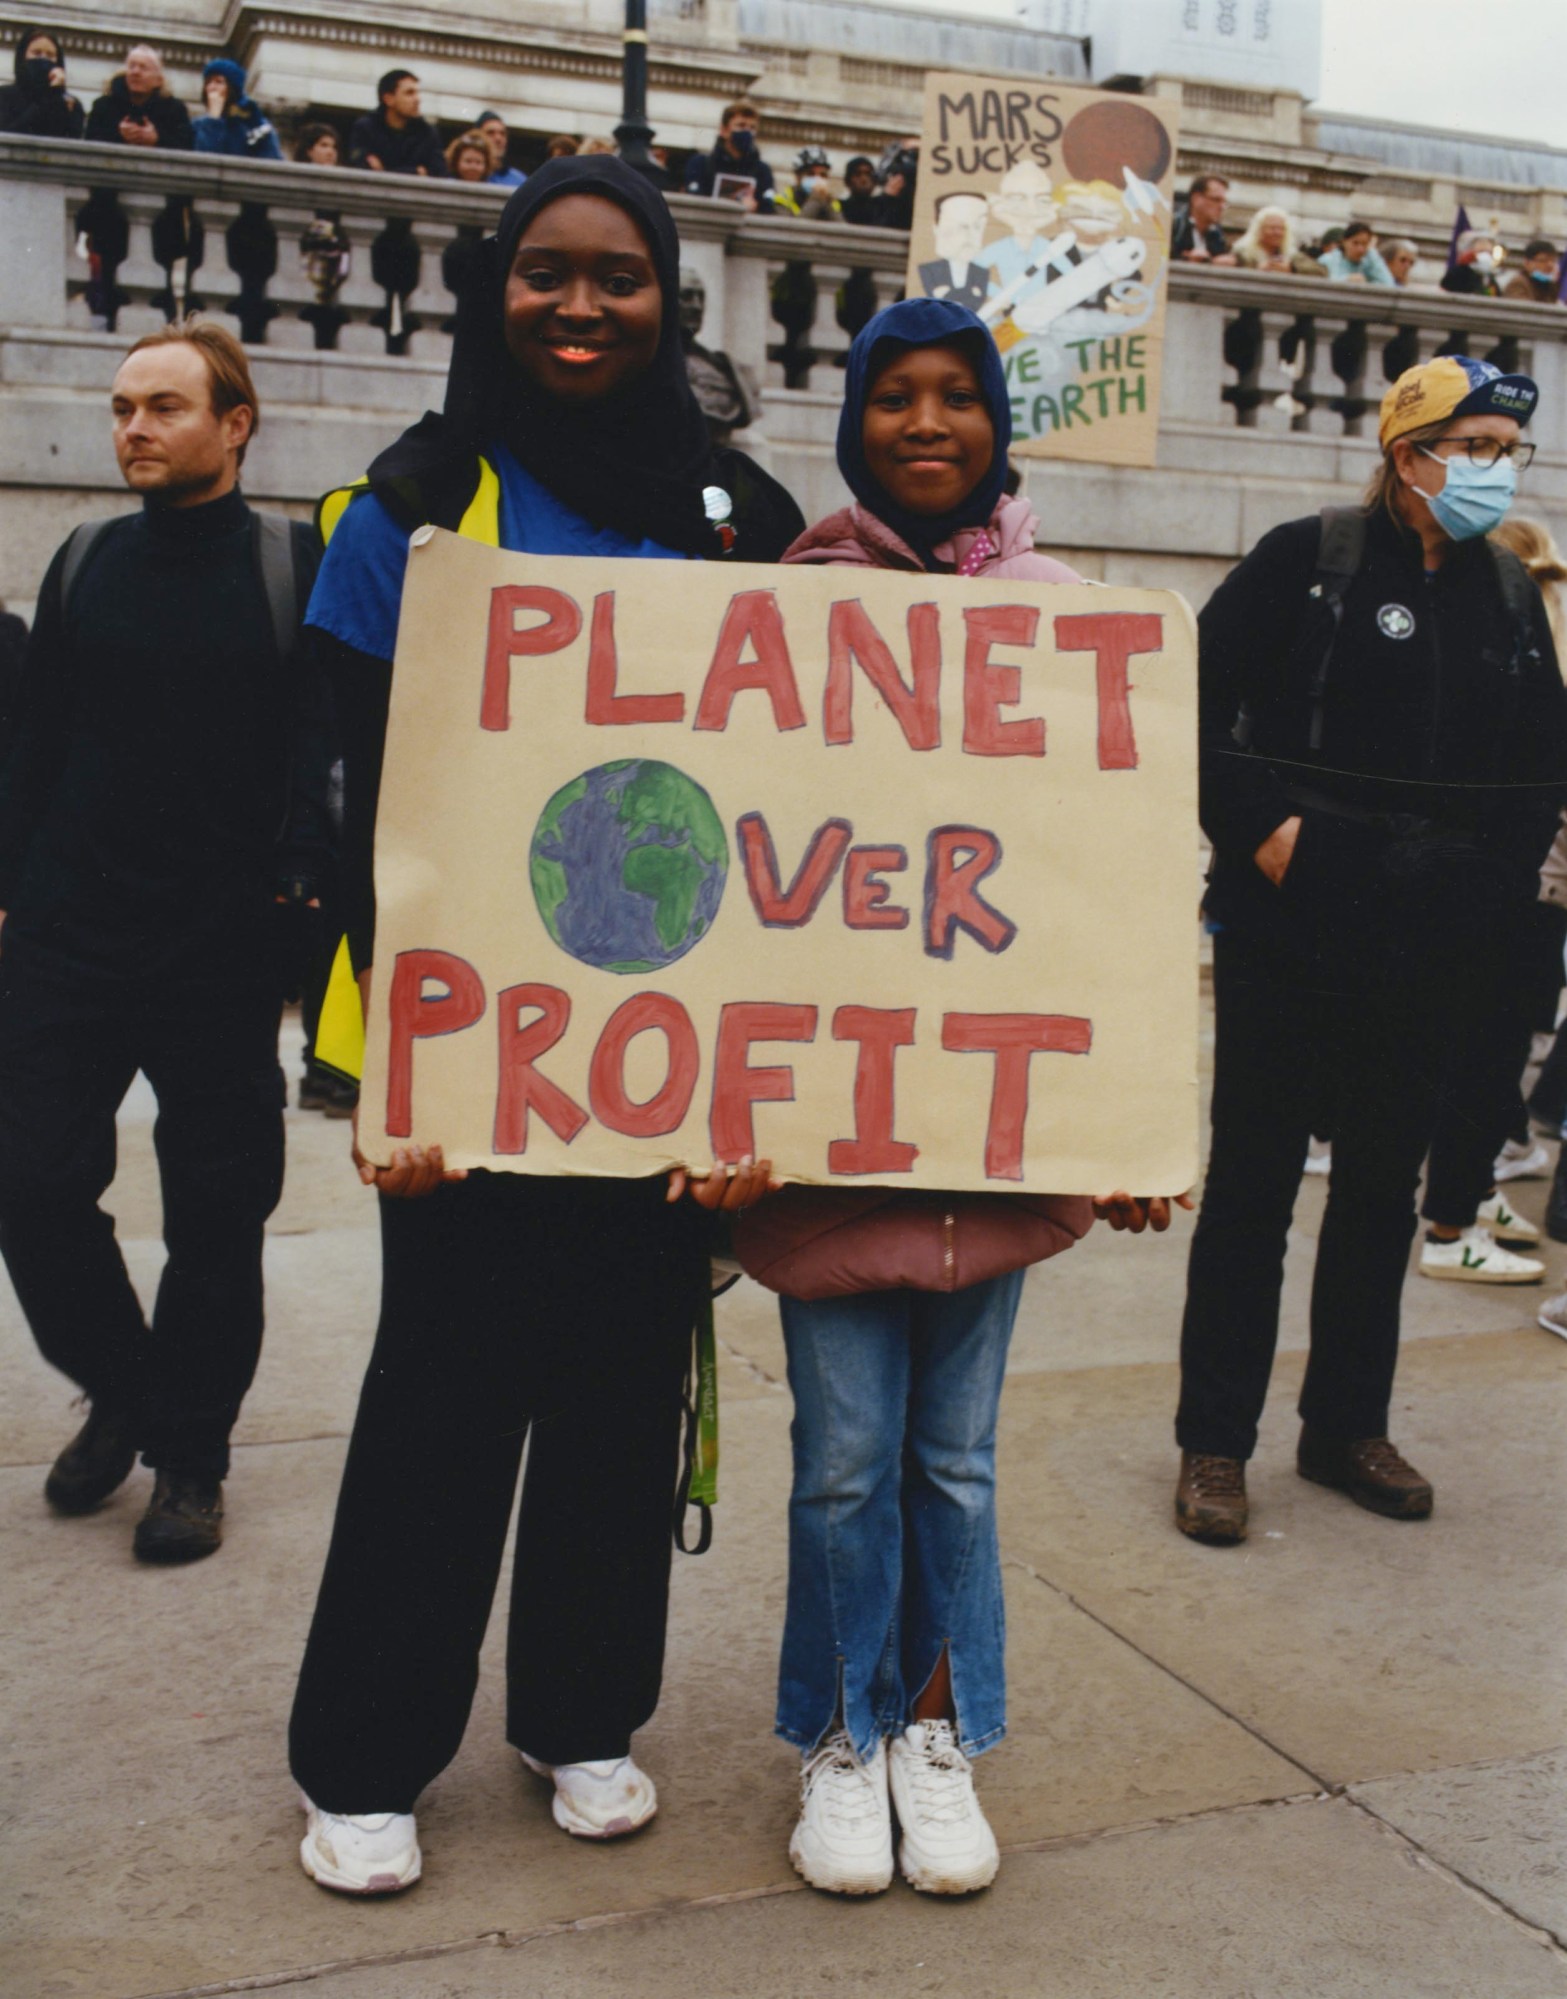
<box><xmin>864</xmin><ymin>0</ymin><xmax>1567</xmax><ymax>151</ymax></box>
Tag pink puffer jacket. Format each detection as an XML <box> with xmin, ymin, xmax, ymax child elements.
<box><xmin>781</xmin><ymin>492</ymin><xmax>1083</xmax><ymax>583</ymax></box>
<box><xmin>732</xmin><ymin>490</ymin><xmax>1095</xmax><ymax>1300</ymax></box>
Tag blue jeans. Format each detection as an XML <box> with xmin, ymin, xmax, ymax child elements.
<box><xmin>776</xmin><ymin>1270</ymin><xmax>1023</xmax><ymax>1765</ymax></box>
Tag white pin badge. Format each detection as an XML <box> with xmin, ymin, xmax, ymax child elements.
<box><xmin>1377</xmin><ymin>603</ymin><xmax>1415</xmax><ymax>640</ymax></box>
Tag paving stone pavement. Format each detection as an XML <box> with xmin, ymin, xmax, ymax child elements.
<box><xmin>2</xmin><ymin>1007</ymin><xmax>1565</xmax><ymax>1999</ymax></box>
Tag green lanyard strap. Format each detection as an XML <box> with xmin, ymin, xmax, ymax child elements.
<box><xmin>673</xmin><ymin>1292</ymin><xmax>719</xmax><ymax>1555</ymax></box>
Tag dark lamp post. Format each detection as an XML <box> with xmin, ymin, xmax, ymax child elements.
<box><xmin>615</xmin><ymin>0</ymin><xmax>656</xmax><ymax>173</ymax></box>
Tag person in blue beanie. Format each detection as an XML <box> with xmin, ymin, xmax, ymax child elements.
<box><xmin>192</xmin><ymin>58</ymin><xmax>281</xmax><ymax>160</ymax></box>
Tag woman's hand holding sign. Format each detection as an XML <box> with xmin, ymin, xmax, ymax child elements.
<box><xmin>668</xmin><ymin>1155</ymin><xmax>778</xmax><ymax>1211</ymax></box>
<box><xmin>1093</xmin><ymin>1190</ymin><xmax>1194</xmax><ymax>1233</ymax></box>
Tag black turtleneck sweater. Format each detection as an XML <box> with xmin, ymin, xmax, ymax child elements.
<box><xmin>0</xmin><ymin>487</ymin><xmax>327</xmax><ymax>971</ymax></box>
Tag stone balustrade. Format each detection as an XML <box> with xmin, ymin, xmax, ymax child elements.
<box><xmin>4</xmin><ymin>133</ymin><xmax>1566</xmax><ymax>614</ymax></box>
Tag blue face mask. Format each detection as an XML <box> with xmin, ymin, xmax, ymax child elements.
<box><xmin>727</xmin><ymin>127</ymin><xmax>755</xmax><ymax>155</ymax></box>
<box><xmin>1415</xmin><ymin>448</ymin><xmax>1518</xmax><ymax>541</ymax></box>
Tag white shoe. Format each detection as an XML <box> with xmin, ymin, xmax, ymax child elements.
<box><xmin>887</xmin><ymin>1720</ymin><xmax>999</xmax><ymax>1895</ymax></box>
<box><xmin>788</xmin><ymin>1730</ymin><xmax>893</xmax><ymax>1894</ymax></box>
<box><xmin>1473</xmin><ymin>1190</ymin><xmax>1541</xmax><ymax>1245</ymax></box>
<box><xmin>1494</xmin><ymin>1139</ymin><xmax>1552</xmax><ymax>1183</ymax></box>
<box><xmin>1302</xmin><ymin>1141</ymin><xmax>1332</xmax><ymax>1178</ymax></box>
<box><xmin>298</xmin><ymin>1794</ymin><xmax>421</xmax><ymax>1894</ymax></box>
<box><xmin>1539</xmin><ymin>1290</ymin><xmax>1567</xmax><ymax>1340</ymax></box>
<box><xmin>519</xmin><ymin>1751</ymin><xmax>657</xmax><ymax>1839</ymax></box>
<box><xmin>1419</xmin><ymin>1227</ymin><xmax>1544</xmax><ymax>1285</ymax></box>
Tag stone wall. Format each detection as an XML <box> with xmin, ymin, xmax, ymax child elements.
<box><xmin>3</xmin><ymin>135</ymin><xmax>1566</xmax><ymax>623</ymax></box>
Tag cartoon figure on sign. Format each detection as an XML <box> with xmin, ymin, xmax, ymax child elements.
<box><xmin>916</xmin><ymin>192</ymin><xmax>994</xmax><ymax>315</ymax></box>
<box><xmin>531</xmin><ymin>759</ymin><xmax>729</xmax><ymax>974</ymax></box>
<box><xmin>978</xmin><ymin>163</ymin><xmax>1077</xmax><ymax>332</ymax></box>
<box><xmin>914</xmin><ymin>97</ymin><xmax>1174</xmax><ymax>448</ymax></box>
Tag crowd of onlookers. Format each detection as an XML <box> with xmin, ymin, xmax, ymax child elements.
<box><xmin>0</xmin><ymin>34</ymin><xmax>916</xmax><ymax>221</ymax></box>
<box><xmin>5</xmin><ymin>24</ymin><xmax>1562</xmax><ymax>369</ymax></box>
<box><xmin>1172</xmin><ymin>171</ymin><xmax>1563</xmax><ymax>304</ymax></box>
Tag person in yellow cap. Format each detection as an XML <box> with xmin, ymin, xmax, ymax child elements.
<box><xmin>1172</xmin><ymin>355</ymin><xmax>1567</xmax><ymax>1545</ymax></box>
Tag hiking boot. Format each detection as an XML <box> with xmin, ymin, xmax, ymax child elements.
<box><xmin>887</xmin><ymin>1720</ymin><xmax>999</xmax><ymax>1895</ymax></box>
<box><xmin>1174</xmin><ymin>1451</ymin><xmax>1248</xmax><ymax>1543</ymax></box>
<box><xmin>132</xmin><ymin>1470</ymin><xmax>224</xmax><ymax>1563</ymax></box>
<box><xmin>44</xmin><ymin>1402</ymin><xmax>138</xmax><ymax>1515</ymax></box>
<box><xmin>1296</xmin><ymin>1427</ymin><xmax>1432</xmax><ymax>1519</ymax></box>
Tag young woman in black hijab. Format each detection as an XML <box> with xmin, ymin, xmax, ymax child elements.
<box><xmin>290</xmin><ymin>158</ymin><xmax>801</xmax><ymax>1896</ymax></box>
<box><xmin>0</xmin><ymin>25</ymin><xmax>84</xmax><ymax>136</ymax></box>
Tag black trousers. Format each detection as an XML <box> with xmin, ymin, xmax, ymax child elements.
<box><xmin>289</xmin><ymin>1171</ymin><xmax>708</xmax><ymax>1814</ymax></box>
<box><xmin>1178</xmin><ymin>862</ymin><xmax>1480</xmax><ymax>1462</ymax></box>
<box><xmin>0</xmin><ymin>927</ymin><xmax>284</xmax><ymax>1478</ymax></box>
<box><xmin>1423</xmin><ymin>901</ymin><xmax>1546</xmax><ymax>1227</ymax></box>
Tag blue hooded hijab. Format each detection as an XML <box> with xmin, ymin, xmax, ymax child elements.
<box><xmin>837</xmin><ymin>297</ymin><xmax>1012</xmax><ymax>567</ymax></box>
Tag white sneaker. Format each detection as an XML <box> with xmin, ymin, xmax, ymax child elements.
<box><xmin>1473</xmin><ymin>1190</ymin><xmax>1541</xmax><ymax>1245</ymax></box>
<box><xmin>788</xmin><ymin>1730</ymin><xmax>893</xmax><ymax>1894</ymax></box>
<box><xmin>1419</xmin><ymin>1227</ymin><xmax>1544</xmax><ymax>1285</ymax></box>
<box><xmin>1302</xmin><ymin>1140</ymin><xmax>1332</xmax><ymax>1178</ymax></box>
<box><xmin>519</xmin><ymin>1751</ymin><xmax>657</xmax><ymax>1839</ymax></box>
<box><xmin>1539</xmin><ymin>1290</ymin><xmax>1567</xmax><ymax>1340</ymax></box>
<box><xmin>887</xmin><ymin>1720</ymin><xmax>999</xmax><ymax>1895</ymax></box>
<box><xmin>298</xmin><ymin>1795</ymin><xmax>421</xmax><ymax>1894</ymax></box>
<box><xmin>1494</xmin><ymin>1139</ymin><xmax>1552</xmax><ymax>1183</ymax></box>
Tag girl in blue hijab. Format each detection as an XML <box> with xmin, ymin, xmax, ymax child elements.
<box><xmin>787</xmin><ymin>297</ymin><xmax>1081</xmax><ymax>582</ymax></box>
<box><xmin>737</xmin><ymin>298</ymin><xmax>1174</xmax><ymax>1901</ymax></box>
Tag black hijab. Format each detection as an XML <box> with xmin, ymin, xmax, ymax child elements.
<box><xmin>369</xmin><ymin>156</ymin><xmax>721</xmax><ymax>555</ymax></box>
<box><xmin>12</xmin><ymin>23</ymin><xmax>63</xmax><ymax>91</ymax></box>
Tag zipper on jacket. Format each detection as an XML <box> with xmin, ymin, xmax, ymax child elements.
<box><xmin>943</xmin><ymin>1209</ymin><xmax>956</xmax><ymax>1285</ymax></box>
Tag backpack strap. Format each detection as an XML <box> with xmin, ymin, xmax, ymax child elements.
<box><xmin>1488</xmin><ymin>541</ymin><xmax>1541</xmax><ymax>677</ymax></box>
<box><xmin>58</xmin><ymin>518</ymin><xmax>119</xmax><ymax>618</ymax></box>
<box><xmin>1302</xmin><ymin>506</ymin><xmax>1366</xmax><ymax>751</ymax></box>
<box><xmin>253</xmin><ymin>512</ymin><xmax>300</xmax><ymax>672</ymax></box>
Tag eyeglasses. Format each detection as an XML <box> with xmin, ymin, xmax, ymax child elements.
<box><xmin>1421</xmin><ymin>438</ymin><xmax>1536</xmax><ymax>470</ymax></box>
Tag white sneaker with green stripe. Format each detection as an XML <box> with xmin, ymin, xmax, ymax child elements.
<box><xmin>1473</xmin><ymin>1190</ymin><xmax>1540</xmax><ymax>1245</ymax></box>
<box><xmin>1420</xmin><ymin>1226</ymin><xmax>1543</xmax><ymax>1284</ymax></box>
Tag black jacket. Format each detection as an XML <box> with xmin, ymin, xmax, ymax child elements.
<box><xmin>85</xmin><ymin>76</ymin><xmax>193</xmax><ymax>149</ymax></box>
<box><xmin>0</xmin><ymin>492</ymin><xmax>332</xmax><ymax>968</ymax></box>
<box><xmin>348</xmin><ymin>108</ymin><xmax>447</xmax><ymax>177</ymax></box>
<box><xmin>1200</xmin><ymin>505</ymin><xmax>1567</xmax><ymax>927</ymax></box>
<box><xmin>684</xmin><ymin>138</ymin><xmax>776</xmax><ymax>210</ymax></box>
<box><xmin>0</xmin><ymin>43</ymin><xmax>82</xmax><ymax>137</ymax></box>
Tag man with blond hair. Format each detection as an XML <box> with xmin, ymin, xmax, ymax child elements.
<box><xmin>0</xmin><ymin>320</ymin><xmax>329</xmax><ymax>1563</ymax></box>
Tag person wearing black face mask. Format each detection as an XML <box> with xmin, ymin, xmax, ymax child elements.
<box><xmin>683</xmin><ymin>97</ymin><xmax>776</xmax><ymax>213</ymax></box>
<box><xmin>0</xmin><ymin>25</ymin><xmax>83</xmax><ymax>138</ymax></box>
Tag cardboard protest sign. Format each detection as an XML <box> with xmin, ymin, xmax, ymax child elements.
<box><xmin>908</xmin><ymin>74</ymin><xmax>1180</xmax><ymax>466</ymax></box>
<box><xmin>358</xmin><ymin>531</ymin><xmax>1198</xmax><ymax>1194</ymax></box>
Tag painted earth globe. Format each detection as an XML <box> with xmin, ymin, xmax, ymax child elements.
<box><xmin>530</xmin><ymin>759</ymin><xmax>729</xmax><ymax>974</ymax></box>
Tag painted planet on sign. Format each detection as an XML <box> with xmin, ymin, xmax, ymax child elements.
<box><xmin>530</xmin><ymin>759</ymin><xmax>729</xmax><ymax>974</ymax></box>
<box><xmin>1061</xmin><ymin>99</ymin><xmax>1173</xmax><ymax>189</ymax></box>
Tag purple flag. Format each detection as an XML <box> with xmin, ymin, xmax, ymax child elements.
<box><xmin>1446</xmin><ymin>203</ymin><xmax>1471</xmax><ymax>275</ymax></box>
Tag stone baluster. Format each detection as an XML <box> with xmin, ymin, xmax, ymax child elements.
<box><xmin>1252</xmin><ymin>306</ymin><xmax>1309</xmax><ymax>435</ymax></box>
<box><xmin>188</xmin><ymin>196</ymin><xmax>243</xmax><ymax>327</ymax></box>
<box><xmin>406</xmin><ymin>214</ymin><xmax>457</xmax><ymax>368</ymax></box>
<box><xmin>806</xmin><ymin>253</ymin><xmax>857</xmax><ymax>376</ymax></box>
<box><xmin>110</xmin><ymin>189</ymin><xmax>179</xmax><ymax>332</ymax></box>
<box><xmin>261</xmin><ymin>198</ymin><xmax>332</xmax><ymax>351</ymax></box>
<box><xmin>1219</xmin><ymin>304</ymin><xmax>1264</xmax><ymax>425</ymax></box>
<box><xmin>334</xmin><ymin>210</ymin><xmax>398</xmax><ymax>355</ymax></box>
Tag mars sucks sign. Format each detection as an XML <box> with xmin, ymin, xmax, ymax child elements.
<box><xmin>357</xmin><ymin>531</ymin><xmax>1198</xmax><ymax>1194</ymax></box>
<box><xmin>908</xmin><ymin>74</ymin><xmax>1180</xmax><ymax>466</ymax></box>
